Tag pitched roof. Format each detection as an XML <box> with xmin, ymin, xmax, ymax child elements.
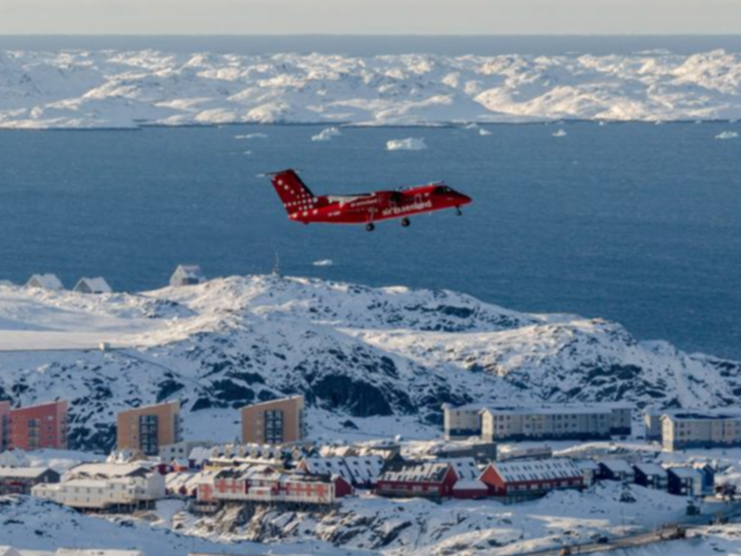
<box><xmin>74</xmin><ymin>277</ymin><xmax>112</xmax><ymax>293</ymax></box>
<box><xmin>378</xmin><ymin>462</ymin><xmax>453</xmax><ymax>484</ymax></box>
<box><xmin>600</xmin><ymin>459</ymin><xmax>634</xmax><ymax>473</ymax></box>
<box><xmin>0</xmin><ymin>467</ymin><xmax>55</xmax><ymax>479</ymax></box>
<box><xmin>488</xmin><ymin>458</ymin><xmax>582</xmax><ymax>483</ymax></box>
<box><xmin>634</xmin><ymin>463</ymin><xmax>666</xmax><ymax>476</ymax></box>
<box><xmin>436</xmin><ymin>458</ymin><xmax>481</xmax><ymax>481</ymax></box>
<box><xmin>27</xmin><ymin>274</ymin><xmax>64</xmax><ymax>290</ymax></box>
<box><xmin>302</xmin><ymin>455</ymin><xmax>385</xmax><ymax>484</ymax></box>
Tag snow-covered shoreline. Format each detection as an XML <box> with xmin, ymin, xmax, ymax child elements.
<box><xmin>2</xmin><ymin>49</ymin><xmax>741</xmax><ymax>129</ymax></box>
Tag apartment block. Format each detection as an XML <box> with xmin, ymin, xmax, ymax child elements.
<box><xmin>117</xmin><ymin>401</ymin><xmax>181</xmax><ymax>456</ymax></box>
<box><xmin>241</xmin><ymin>396</ymin><xmax>305</xmax><ymax>445</ymax></box>
<box><xmin>444</xmin><ymin>402</ymin><xmax>632</xmax><ymax>442</ymax></box>
<box><xmin>661</xmin><ymin>411</ymin><xmax>741</xmax><ymax>452</ymax></box>
<box><xmin>6</xmin><ymin>400</ymin><xmax>69</xmax><ymax>451</ymax></box>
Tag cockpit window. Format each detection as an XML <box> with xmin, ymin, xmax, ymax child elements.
<box><xmin>435</xmin><ymin>186</ymin><xmax>452</xmax><ymax>194</ymax></box>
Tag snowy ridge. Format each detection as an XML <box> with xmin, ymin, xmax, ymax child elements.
<box><xmin>2</xmin><ymin>50</ymin><xmax>741</xmax><ymax>128</ymax></box>
<box><xmin>0</xmin><ymin>275</ymin><xmax>740</xmax><ymax>451</ymax></box>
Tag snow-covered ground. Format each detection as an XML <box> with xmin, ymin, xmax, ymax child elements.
<box><xmin>1</xmin><ymin>275</ymin><xmax>740</xmax><ymax>451</ymax></box>
<box><xmin>2</xmin><ymin>50</ymin><xmax>741</xmax><ymax>128</ymax></box>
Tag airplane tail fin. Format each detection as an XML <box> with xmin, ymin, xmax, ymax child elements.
<box><xmin>268</xmin><ymin>169</ymin><xmax>317</xmax><ymax>213</ymax></box>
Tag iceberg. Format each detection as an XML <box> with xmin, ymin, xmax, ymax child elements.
<box><xmin>479</xmin><ymin>128</ymin><xmax>492</xmax><ymax>136</ymax></box>
<box><xmin>716</xmin><ymin>131</ymin><xmax>739</xmax><ymax>140</ymax></box>
<box><xmin>235</xmin><ymin>133</ymin><xmax>268</xmax><ymax>139</ymax></box>
<box><xmin>552</xmin><ymin>129</ymin><xmax>568</xmax><ymax>137</ymax></box>
<box><xmin>312</xmin><ymin>259</ymin><xmax>334</xmax><ymax>267</ymax></box>
<box><xmin>312</xmin><ymin>127</ymin><xmax>342</xmax><ymax>142</ymax></box>
<box><xmin>386</xmin><ymin>138</ymin><xmax>427</xmax><ymax>151</ymax></box>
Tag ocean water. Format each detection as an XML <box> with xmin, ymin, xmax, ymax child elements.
<box><xmin>0</xmin><ymin>122</ymin><xmax>739</xmax><ymax>359</ymax></box>
<box><xmin>2</xmin><ymin>35</ymin><xmax>741</xmax><ymax>56</ymax></box>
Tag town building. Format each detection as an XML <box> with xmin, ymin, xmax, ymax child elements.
<box><xmin>661</xmin><ymin>411</ymin><xmax>741</xmax><ymax>451</ymax></box>
<box><xmin>169</xmin><ymin>265</ymin><xmax>206</xmax><ymax>287</ymax></box>
<box><xmin>0</xmin><ymin>401</ymin><xmax>9</xmax><ymax>451</ymax></box>
<box><xmin>26</xmin><ymin>274</ymin><xmax>64</xmax><ymax>290</ymax></box>
<box><xmin>0</xmin><ymin>467</ymin><xmax>60</xmax><ymax>495</ymax></box>
<box><xmin>598</xmin><ymin>460</ymin><xmax>635</xmax><ymax>483</ymax></box>
<box><xmin>633</xmin><ymin>463</ymin><xmax>668</xmax><ymax>490</ymax></box>
<box><xmin>196</xmin><ymin>464</ymin><xmax>351</xmax><ymax>506</ymax></box>
<box><xmin>375</xmin><ymin>462</ymin><xmax>458</xmax><ymax>500</ymax></box>
<box><xmin>574</xmin><ymin>459</ymin><xmax>600</xmax><ymax>487</ymax></box>
<box><xmin>451</xmin><ymin>478</ymin><xmax>489</xmax><ymax>499</ymax></box>
<box><xmin>442</xmin><ymin>403</ymin><xmax>486</xmax><ymax>440</ymax></box>
<box><xmin>117</xmin><ymin>401</ymin><xmax>181</xmax><ymax>456</ymax></box>
<box><xmin>479</xmin><ymin>458</ymin><xmax>583</xmax><ymax>500</ymax></box>
<box><xmin>32</xmin><ymin>462</ymin><xmax>165</xmax><ymax>511</ymax></box>
<box><xmin>73</xmin><ymin>277</ymin><xmax>112</xmax><ymax>294</ymax></box>
<box><xmin>298</xmin><ymin>455</ymin><xmax>385</xmax><ymax>488</ymax></box>
<box><xmin>444</xmin><ymin>402</ymin><xmax>632</xmax><ymax>442</ymax></box>
<box><xmin>643</xmin><ymin>409</ymin><xmax>665</xmax><ymax>441</ymax></box>
<box><xmin>241</xmin><ymin>396</ymin><xmax>305</xmax><ymax>445</ymax></box>
<box><xmin>6</xmin><ymin>401</ymin><xmax>69</xmax><ymax>452</ymax></box>
<box><xmin>666</xmin><ymin>467</ymin><xmax>704</xmax><ymax>497</ymax></box>
<box><xmin>159</xmin><ymin>440</ymin><xmax>214</xmax><ymax>466</ymax></box>
<box><xmin>481</xmin><ymin>403</ymin><xmax>632</xmax><ymax>442</ymax></box>
<box><xmin>434</xmin><ymin>441</ymin><xmax>497</xmax><ymax>462</ymax></box>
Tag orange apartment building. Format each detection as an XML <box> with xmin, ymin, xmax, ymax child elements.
<box><xmin>241</xmin><ymin>396</ymin><xmax>305</xmax><ymax>445</ymax></box>
<box><xmin>0</xmin><ymin>400</ymin><xmax>69</xmax><ymax>452</ymax></box>
<box><xmin>117</xmin><ymin>401</ymin><xmax>182</xmax><ymax>456</ymax></box>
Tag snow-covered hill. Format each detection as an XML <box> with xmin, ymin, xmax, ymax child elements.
<box><xmin>0</xmin><ymin>275</ymin><xmax>739</xmax><ymax>452</ymax></box>
<box><xmin>2</xmin><ymin>50</ymin><xmax>741</xmax><ymax>128</ymax></box>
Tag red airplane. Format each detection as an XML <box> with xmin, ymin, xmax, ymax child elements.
<box><xmin>267</xmin><ymin>169</ymin><xmax>472</xmax><ymax>231</ymax></box>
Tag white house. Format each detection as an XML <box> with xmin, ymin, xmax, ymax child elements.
<box><xmin>26</xmin><ymin>274</ymin><xmax>64</xmax><ymax>290</ymax></box>
<box><xmin>169</xmin><ymin>265</ymin><xmax>206</xmax><ymax>287</ymax></box>
<box><xmin>73</xmin><ymin>277</ymin><xmax>112</xmax><ymax>294</ymax></box>
<box><xmin>32</xmin><ymin>462</ymin><xmax>165</xmax><ymax>510</ymax></box>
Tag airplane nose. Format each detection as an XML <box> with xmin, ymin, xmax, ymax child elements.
<box><xmin>458</xmin><ymin>193</ymin><xmax>472</xmax><ymax>205</ymax></box>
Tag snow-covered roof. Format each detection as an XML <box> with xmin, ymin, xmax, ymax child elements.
<box><xmin>453</xmin><ymin>479</ymin><xmax>488</xmax><ymax>491</ymax></box>
<box><xmin>67</xmin><ymin>462</ymin><xmax>150</xmax><ymax>480</ymax></box>
<box><xmin>302</xmin><ymin>455</ymin><xmax>384</xmax><ymax>484</ymax></box>
<box><xmin>436</xmin><ymin>458</ymin><xmax>481</xmax><ymax>481</ymax></box>
<box><xmin>73</xmin><ymin>277</ymin><xmax>112</xmax><ymax>294</ymax></box>
<box><xmin>0</xmin><ymin>467</ymin><xmax>54</xmax><ymax>479</ymax></box>
<box><xmin>379</xmin><ymin>462</ymin><xmax>453</xmax><ymax>484</ymax></box>
<box><xmin>171</xmin><ymin>265</ymin><xmax>205</xmax><ymax>279</ymax></box>
<box><xmin>600</xmin><ymin>459</ymin><xmax>634</xmax><ymax>473</ymax></box>
<box><xmin>450</xmin><ymin>401</ymin><xmax>631</xmax><ymax>414</ymax></box>
<box><xmin>634</xmin><ymin>463</ymin><xmax>666</xmax><ymax>476</ymax></box>
<box><xmin>56</xmin><ymin>549</ymin><xmax>146</xmax><ymax>556</ymax></box>
<box><xmin>488</xmin><ymin>458</ymin><xmax>582</xmax><ymax>483</ymax></box>
<box><xmin>666</xmin><ymin>467</ymin><xmax>702</xmax><ymax>479</ymax></box>
<box><xmin>26</xmin><ymin>274</ymin><xmax>64</xmax><ymax>290</ymax></box>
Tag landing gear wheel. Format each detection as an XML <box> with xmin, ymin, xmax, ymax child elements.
<box><xmin>365</xmin><ymin>222</ymin><xmax>376</xmax><ymax>232</ymax></box>
<box><xmin>401</xmin><ymin>218</ymin><xmax>411</xmax><ymax>228</ymax></box>
<box><xmin>455</xmin><ymin>206</ymin><xmax>463</xmax><ymax>216</ymax></box>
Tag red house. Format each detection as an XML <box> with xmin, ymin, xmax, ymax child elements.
<box><xmin>375</xmin><ymin>462</ymin><xmax>458</xmax><ymax>500</ymax></box>
<box><xmin>480</xmin><ymin>458</ymin><xmax>584</xmax><ymax>500</ymax></box>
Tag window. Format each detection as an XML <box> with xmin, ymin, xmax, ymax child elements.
<box><xmin>264</xmin><ymin>409</ymin><xmax>284</xmax><ymax>444</ymax></box>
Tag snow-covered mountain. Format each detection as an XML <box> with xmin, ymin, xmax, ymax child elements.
<box><xmin>2</xmin><ymin>50</ymin><xmax>741</xmax><ymax>128</ymax></box>
<box><xmin>0</xmin><ymin>275</ymin><xmax>739</xmax><ymax>452</ymax></box>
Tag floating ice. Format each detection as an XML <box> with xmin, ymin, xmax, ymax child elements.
<box><xmin>386</xmin><ymin>138</ymin><xmax>427</xmax><ymax>151</ymax></box>
<box><xmin>243</xmin><ymin>150</ymin><xmax>252</xmax><ymax>155</ymax></box>
<box><xmin>479</xmin><ymin>128</ymin><xmax>492</xmax><ymax>136</ymax></box>
<box><xmin>716</xmin><ymin>131</ymin><xmax>739</xmax><ymax>140</ymax></box>
<box><xmin>552</xmin><ymin>129</ymin><xmax>568</xmax><ymax>137</ymax></box>
<box><xmin>313</xmin><ymin>259</ymin><xmax>334</xmax><ymax>267</ymax></box>
<box><xmin>464</xmin><ymin>123</ymin><xmax>480</xmax><ymax>130</ymax></box>
<box><xmin>312</xmin><ymin>127</ymin><xmax>342</xmax><ymax>142</ymax></box>
<box><xmin>235</xmin><ymin>133</ymin><xmax>268</xmax><ymax>139</ymax></box>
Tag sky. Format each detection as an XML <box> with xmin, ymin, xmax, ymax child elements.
<box><xmin>1</xmin><ymin>0</ymin><xmax>741</xmax><ymax>35</ymax></box>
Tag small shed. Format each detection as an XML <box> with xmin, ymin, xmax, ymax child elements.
<box><xmin>26</xmin><ymin>274</ymin><xmax>64</xmax><ymax>290</ymax></box>
<box><xmin>170</xmin><ymin>265</ymin><xmax>206</xmax><ymax>287</ymax></box>
<box><xmin>74</xmin><ymin>277</ymin><xmax>112</xmax><ymax>294</ymax></box>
